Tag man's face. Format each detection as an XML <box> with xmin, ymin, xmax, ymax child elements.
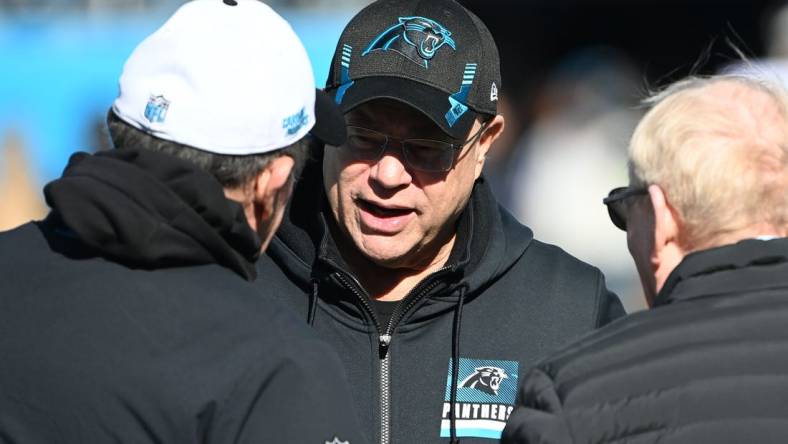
<box><xmin>323</xmin><ymin>99</ymin><xmax>486</xmax><ymax>269</ymax></box>
<box><xmin>253</xmin><ymin>155</ymin><xmax>297</xmax><ymax>253</ymax></box>
<box><xmin>625</xmin><ymin>195</ymin><xmax>658</xmax><ymax>306</ymax></box>
<box><xmin>258</xmin><ymin>176</ymin><xmax>294</xmax><ymax>252</ymax></box>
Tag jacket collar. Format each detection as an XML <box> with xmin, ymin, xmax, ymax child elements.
<box><xmin>655</xmin><ymin>237</ymin><xmax>788</xmax><ymax>307</ymax></box>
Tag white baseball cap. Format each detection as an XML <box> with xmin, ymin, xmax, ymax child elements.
<box><xmin>112</xmin><ymin>0</ymin><xmax>344</xmax><ymax>155</ymax></box>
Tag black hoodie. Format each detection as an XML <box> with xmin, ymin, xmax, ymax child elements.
<box><xmin>0</xmin><ymin>149</ymin><xmax>366</xmax><ymax>444</ymax></box>
<box><xmin>256</xmin><ymin>156</ymin><xmax>625</xmax><ymax>444</ymax></box>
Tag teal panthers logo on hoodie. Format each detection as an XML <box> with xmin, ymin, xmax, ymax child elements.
<box><xmin>460</xmin><ymin>366</ymin><xmax>509</xmax><ymax>396</ymax></box>
<box><xmin>440</xmin><ymin>357</ymin><xmax>519</xmax><ymax>440</ymax></box>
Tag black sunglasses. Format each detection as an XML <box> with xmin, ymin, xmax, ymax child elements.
<box><xmin>603</xmin><ymin>186</ymin><xmax>648</xmax><ymax>231</ymax></box>
<box><xmin>341</xmin><ymin>122</ymin><xmax>489</xmax><ymax>173</ymax></box>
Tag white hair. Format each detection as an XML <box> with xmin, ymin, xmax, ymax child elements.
<box><xmin>629</xmin><ymin>74</ymin><xmax>788</xmax><ymax>250</ymax></box>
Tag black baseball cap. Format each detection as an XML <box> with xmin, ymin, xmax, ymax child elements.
<box><xmin>325</xmin><ymin>0</ymin><xmax>501</xmax><ymax>140</ymax></box>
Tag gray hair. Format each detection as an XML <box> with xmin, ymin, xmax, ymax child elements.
<box><xmin>629</xmin><ymin>74</ymin><xmax>788</xmax><ymax>250</ymax></box>
<box><xmin>106</xmin><ymin>109</ymin><xmax>309</xmax><ymax>189</ymax></box>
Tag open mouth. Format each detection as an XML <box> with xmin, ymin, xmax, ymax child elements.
<box><xmin>421</xmin><ymin>34</ymin><xmax>439</xmax><ymax>56</ymax></box>
<box><xmin>357</xmin><ymin>199</ymin><xmax>414</xmax><ymax>218</ymax></box>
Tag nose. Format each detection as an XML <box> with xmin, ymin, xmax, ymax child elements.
<box><xmin>368</xmin><ymin>142</ymin><xmax>412</xmax><ymax>189</ymax></box>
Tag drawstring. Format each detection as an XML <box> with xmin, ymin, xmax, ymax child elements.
<box><xmin>307</xmin><ymin>279</ymin><xmax>319</xmax><ymax>326</ymax></box>
<box><xmin>449</xmin><ymin>284</ymin><xmax>468</xmax><ymax>444</ymax></box>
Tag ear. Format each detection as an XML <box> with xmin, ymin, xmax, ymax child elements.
<box><xmin>253</xmin><ymin>155</ymin><xmax>295</xmax><ymax>221</ymax></box>
<box><xmin>648</xmin><ymin>184</ymin><xmax>685</xmax><ymax>292</ymax></box>
<box><xmin>473</xmin><ymin>114</ymin><xmax>505</xmax><ymax>179</ymax></box>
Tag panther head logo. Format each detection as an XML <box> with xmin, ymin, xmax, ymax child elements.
<box><xmin>459</xmin><ymin>366</ymin><xmax>509</xmax><ymax>396</ymax></box>
<box><xmin>362</xmin><ymin>16</ymin><xmax>456</xmax><ymax>68</ymax></box>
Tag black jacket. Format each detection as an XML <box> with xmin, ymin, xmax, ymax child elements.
<box><xmin>503</xmin><ymin>237</ymin><xmax>788</xmax><ymax>444</ymax></box>
<box><xmin>256</xmin><ymin>157</ymin><xmax>624</xmax><ymax>444</ymax></box>
<box><xmin>0</xmin><ymin>149</ymin><xmax>366</xmax><ymax>444</ymax></box>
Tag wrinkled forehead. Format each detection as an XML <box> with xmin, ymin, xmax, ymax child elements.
<box><xmin>344</xmin><ymin>98</ymin><xmax>451</xmax><ymax>140</ymax></box>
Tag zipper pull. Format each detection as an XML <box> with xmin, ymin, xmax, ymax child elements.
<box><xmin>379</xmin><ymin>334</ymin><xmax>392</xmax><ymax>357</ymax></box>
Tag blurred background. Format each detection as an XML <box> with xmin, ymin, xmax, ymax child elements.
<box><xmin>3</xmin><ymin>0</ymin><xmax>788</xmax><ymax>311</ymax></box>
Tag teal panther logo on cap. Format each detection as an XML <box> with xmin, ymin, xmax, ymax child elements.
<box><xmin>363</xmin><ymin>16</ymin><xmax>456</xmax><ymax>68</ymax></box>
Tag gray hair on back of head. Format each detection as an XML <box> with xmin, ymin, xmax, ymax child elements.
<box><xmin>629</xmin><ymin>74</ymin><xmax>788</xmax><ymax>250</ymax></box>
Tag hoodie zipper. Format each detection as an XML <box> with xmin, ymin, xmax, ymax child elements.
<box><xmin>333</xmin><ymin>273</ymin><xmax>389</xmax><ymax>444</ymax></box>
<box><xmin>334</xmin><ymin>266</ymin><xmax>453</xmax><ymax>444</ymax></box>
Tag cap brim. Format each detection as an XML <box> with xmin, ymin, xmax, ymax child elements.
<box><xmin>310</xmin><ymin>88</ymin><xmax>347</xmax><ymax>146</ymax></box>
<box><xmin>329</xmin><ymin>77</ymin><xmax>478</xmax><ymax>140</ymax></box>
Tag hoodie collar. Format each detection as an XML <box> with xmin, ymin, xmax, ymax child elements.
<box><xmin>44</xmin><ymin>149</ymin><xmax>261</xmax><ymax>280</ymax></box>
